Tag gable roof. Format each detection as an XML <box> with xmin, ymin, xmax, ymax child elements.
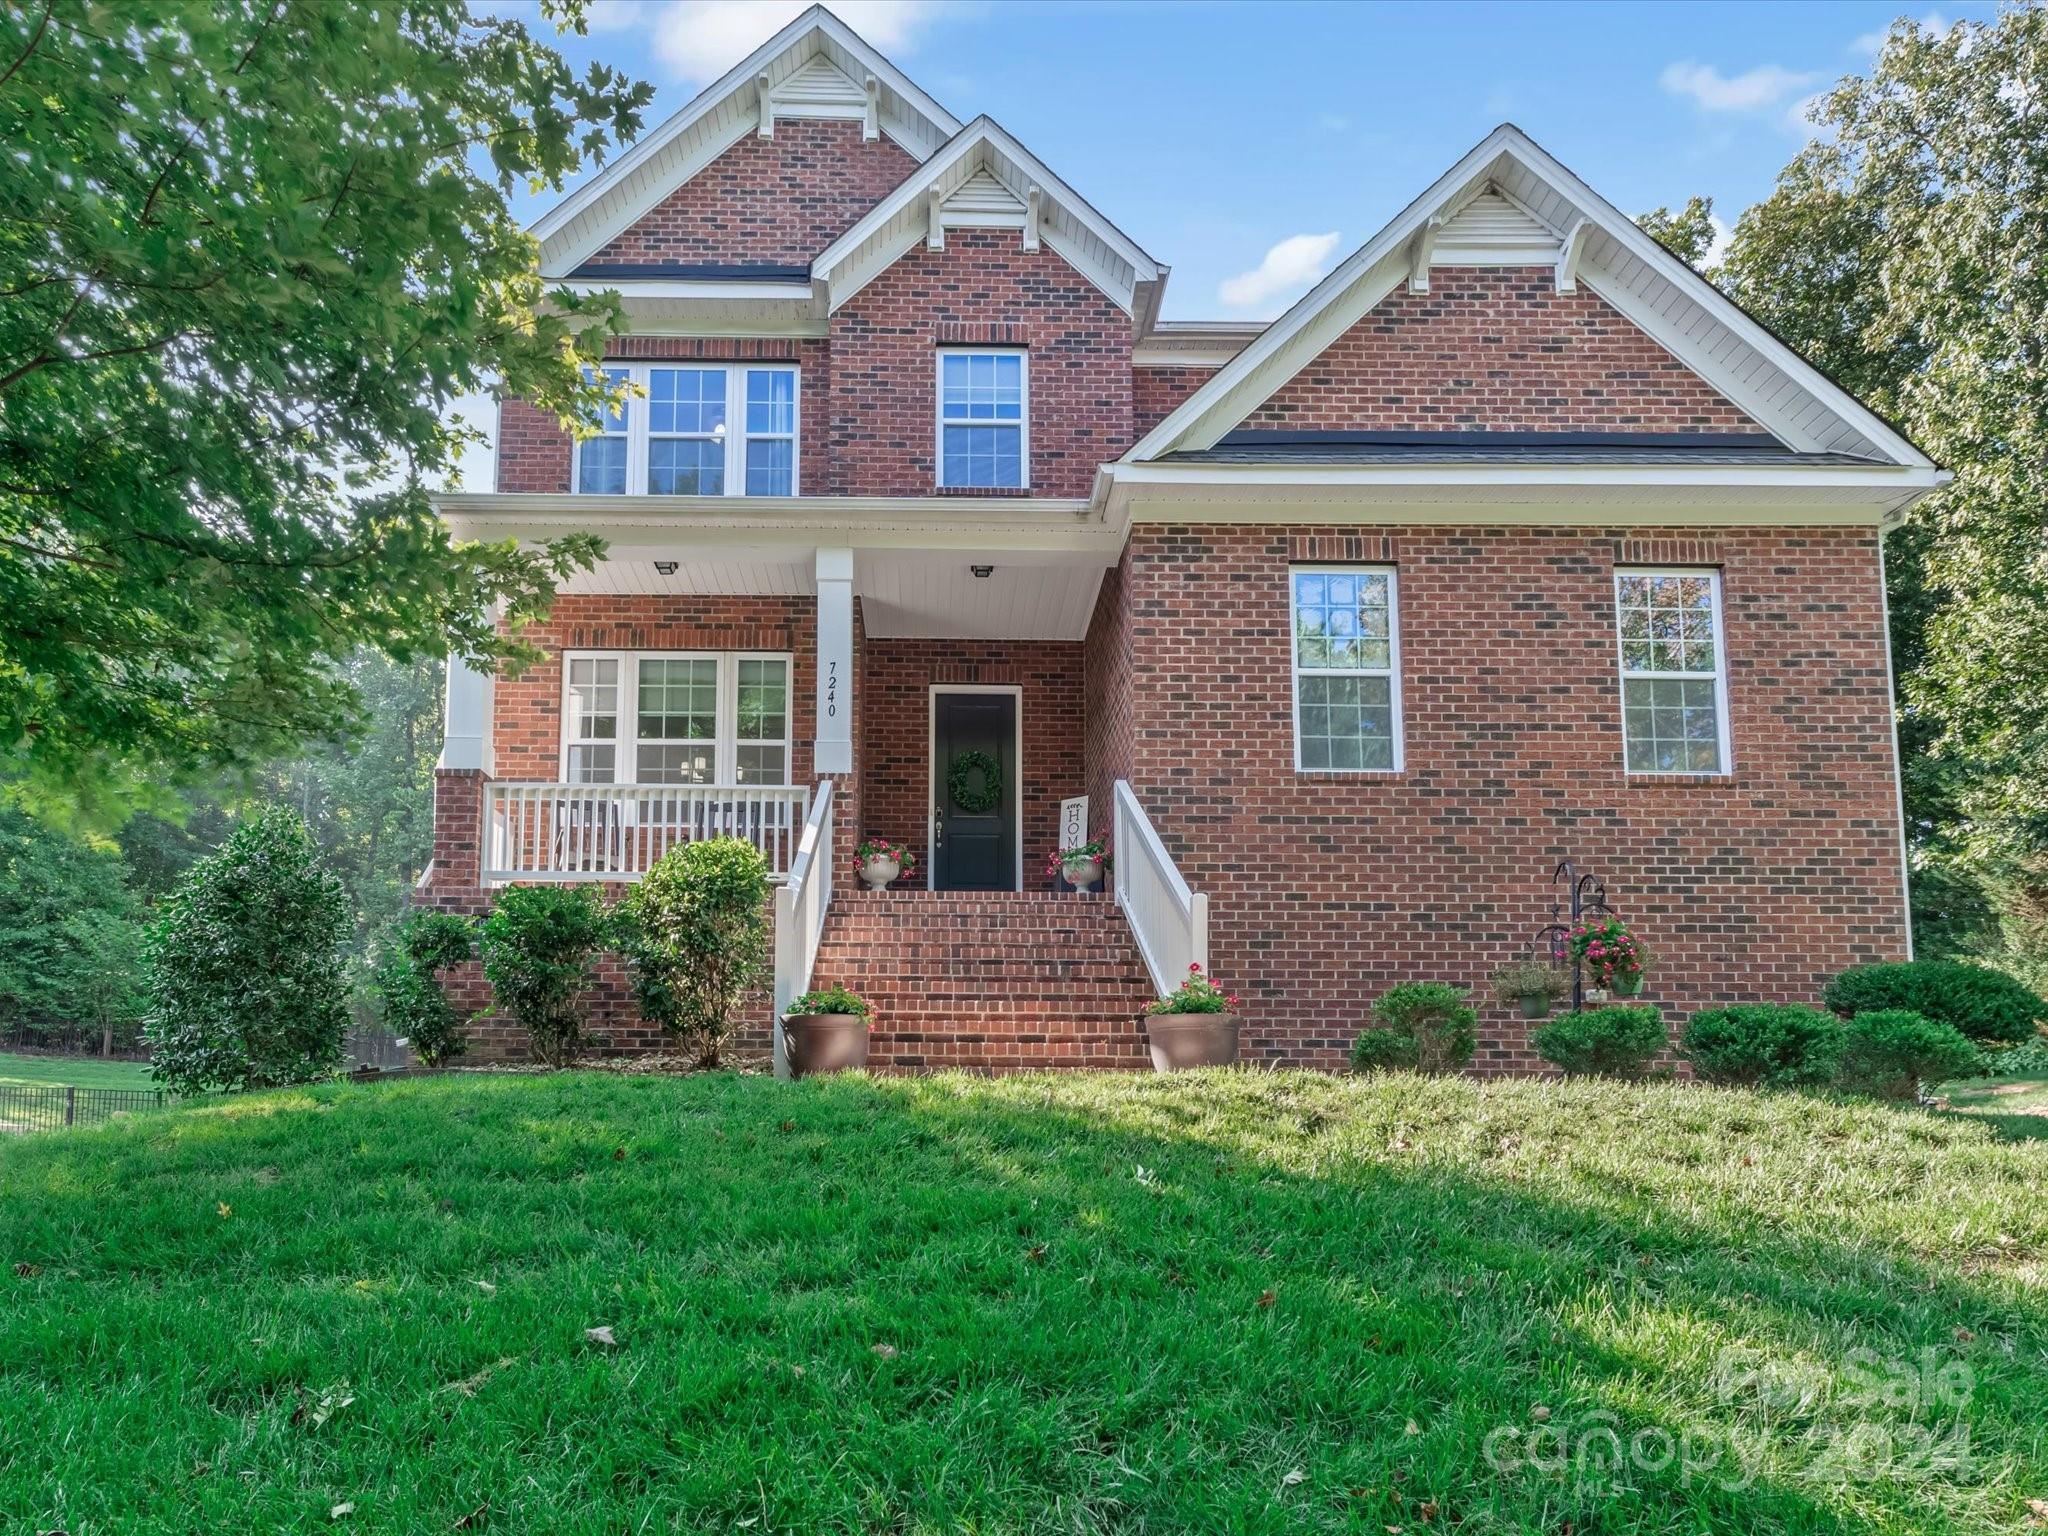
<box><xmin>1126</xmin><ymin>124</ymin><xmax>1934</xmax><ymax>469</ymax></box>
<box><xmin>809</xmin><ymin>116</ymin><xmax>1165</xmax><ymax>320</ymax></box>
<box><xmin>529</xmin><ymin>6</ymin><xmax>962</xmax><ymax>277</ymax></box>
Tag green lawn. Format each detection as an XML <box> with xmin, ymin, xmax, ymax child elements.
<box><xmin>0</xmin><ymin>1050</ymin><xmax>156</xmax><ymax>1091</ymax></box>
<box><xmin>1939</xmin><ymin>1075</ymin><xmax>2048</xmax><ymax>1139</ymax></box>
<box><xmin>3</xmin><ymin>1071</ymin><xmax>2044</xmax><ymax>1534</ymax></box>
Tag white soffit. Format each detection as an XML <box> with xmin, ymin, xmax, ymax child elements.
<box><xmin>810</xmin><ymin>117</ymin><xmax>1163</xmax><ymax>316</ymax></box>
<box><xmin>855</xmin><ymin>550</ymin><xmax>1108</xmax><ymax>640</ymax></box>
<box><xmin>530</xmin><ymin>6</ymin><xmax>962</xmax><ymax>277</ymax></box>
<box><xmin>1126</xmin><ymin>125</ymin><xmax>1933</xmax><ymax>468</ymax></box>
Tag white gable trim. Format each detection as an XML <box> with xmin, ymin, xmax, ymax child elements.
<box><xmin>1127</xmin><ymin>125</ymin><xmax>1932</xmax><ymax>469</ymax></box>
<box><xmin>809</xmin><ymin>117</ymin><xmax>1162</xmax><ymax>315</ymax></box>
<box><xmin>530</xmin><ymin>6</ymin><xmax>962</xmax><ymax>278</ymax></box>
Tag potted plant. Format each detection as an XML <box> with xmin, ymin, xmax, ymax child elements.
<box><xmin>1570</xmin><ymin>916</ymin><xmax>1648</xmax><ymax>997</ymax></box>
<box><xmin>782</xmin><ymin>986</ymin><xmax>873</xmax><ymax>1076</ymax></box>
<box><xmin>1047</xmin><ymin>833</ymin><xmax>1111</xmax><ymax>891</ymax></box>
<box><xmin>1142</xmin><ymin>963</ymin><xmax>1239</xmax><ymax>1071</ymax></box>
<box><xmin>854</xmin><ymin>837</ymin><xmax>916</xmax><ymax>891</ymax></box>
<box><xmin>1489</xmin><ymin>959</ymin><xmax>1573</xmax><ymax>1020</ymax></box>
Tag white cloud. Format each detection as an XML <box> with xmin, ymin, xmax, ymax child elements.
<box><xmin>1783</xmin><ymin>88</ymin><xmax>1831</xmax><ymax>136</ymax></box>
<box><xmin>600</xmin><ymin>1</ymin><xmax>955</xmax><ymax>82</ymax></box>
<box><xmin>1659</xmin><ymin>60</ymin><xmax>1822</xmax><ymax>112</ymax></box>
<box><xmin>1852</xmin><ymin>11</ymin><xmax>1956</xmax><ymax>58</ymax></box>
<box><xmin>1703</xmin><ymin>213</ymin><xmax>1734</xmax><ymax>269</ymax></box>
<box><xmin>1218</xmin><ymin>231</ymin><xmax>1342</xmax><ymax>315</ymax></box>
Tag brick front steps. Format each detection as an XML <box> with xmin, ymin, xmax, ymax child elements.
<box><xmin>810</xmin><ymin>891</ymin><xmax>1155</xmax><ymax>1073</ymax></box>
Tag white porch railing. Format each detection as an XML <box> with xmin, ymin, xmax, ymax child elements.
<box><xmin>772</xmin><ymin>781</ymin><xmax>836</xmax><ymax>1078</ymax></box>
<box><xmin>482</xmin><ymin>782</ymin><xmax>811</xmax><ymax>885</ymax></box>
<box><xmin>1111</xmin><ymin>779</ymin><xmax>1209</xmax><ymax>995</ymax></box>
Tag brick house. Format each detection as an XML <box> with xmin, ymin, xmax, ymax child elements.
<box><xmin>423</xmin><ymin>7</ymin><xmax>1945</xmax><ymax>1073</ymax></box>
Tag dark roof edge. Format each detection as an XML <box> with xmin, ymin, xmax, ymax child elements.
<box><xmin>1214</xmin><ymin>429</ymin><xmax>1789</xmax><ymax>450</ymax></box>
<box><xmin>567</xmin><ymin>262</ymin><xmax>812</xmax><ymax>282</ymax></box>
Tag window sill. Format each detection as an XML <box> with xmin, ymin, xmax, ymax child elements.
<box><xmin>935</xmin><ymin>484</ymin><xmax>1034</xmax><ymax>497</ymax></box>
<box><xmin>1293</xmin><ymin>768</ymin><xmax>1405</xmax><ymax>781</ymax></box>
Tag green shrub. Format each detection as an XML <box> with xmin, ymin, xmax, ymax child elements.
<box><xmin>1368</xmin><ymin>982</ymin><xmax>1477</xmax><ymax>1072</ymax></box>
<box><xmin>616</xmin><ymin>838</ymin><xmax>771</xmax><ymax>1068</ymax></box>
<box><xmin>1681</xmin><ymin>1004</ymin><xmax>1843</xmax><ymax>1089</ymax></box>
<box><xmin>1533</xmin><ymin>1004</ymin><xmax>1666</xmax><ymax>1079</ymax></box>
<box><xmin>1983</xmin><ymin>1036</ymin><xmax>2048</xmax><ymax>1078</ymax></box>
<box><xmin>372</xmin><ymin>911</ymin><xmax>476</xmax><ymax>1068</ymax></box>
<box><xmin>477</xmin><ymin>884</ymin><xmax>609</xmax><ymax>1067</ymax></box>
<box><xmin>1823</xmin><ymin>961</ymin><xmax>2044</xmax><ymax>1048</ymax></box>
<box><xmin>1349</xmin><ymin>1027</ymin><xmax>1420</xmax><ymax>1073</ymax></box>
<box><xmin>144</xmin><ymin>806</ymin><xmax>351</xmax><ymax>1095</ymax></box>
<box><xmin>1835</xmin><ymin>1009</ymin><xmax>1982</xmax><ymax>1101</ymax></box>
<box><xmin>786</xmin><ymin>986</ymin><xmax>871</xmax><ymax>1020</ymax></box>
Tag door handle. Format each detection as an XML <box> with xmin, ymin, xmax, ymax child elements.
<box><xmin>933</xmin><ymin>805</ymin><xmax>944</xmax><ymax>849</ymax></box>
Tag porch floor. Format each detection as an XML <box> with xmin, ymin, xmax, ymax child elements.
<box><xmin>812</xmin><ymin>891</ymin><xmax>1154</xmax><ymax>1073</ymax></box>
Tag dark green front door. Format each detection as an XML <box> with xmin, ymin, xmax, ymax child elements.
<box><xmin>932</xmin><ymin>691</ymin><xmax>1017</xmax><ymax>891</ymax></box>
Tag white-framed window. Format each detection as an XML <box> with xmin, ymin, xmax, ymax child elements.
<box><xmin>1614</xmin><ymin>569</ymin><xmax>1731</xmax><ymax>775</ymax></box>
<box><xmin>937</xmin><ymin>349</ymin><xmax>1027</xmax><ymax>489</ymax></box>
<box><xmin>559</xmin><ymin>651</ymin><xmax>793</xmax><ymax>785</ymax></box>
<box><xmin>574</xmin><ymin>367</ymin><xmax>631</xmax><ymax>494</ymax></box>
<box><xmin>1289</xmin><ymin>565</ymin><xmax>1402</xmax><ymax>772</ymax></box>
<box><xmin>572</xmin><ymin>364</ymin><xmax>799</xmax><ymax>496</ymax></box>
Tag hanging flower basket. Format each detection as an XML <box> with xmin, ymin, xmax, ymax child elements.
<box><xmin>1569</xmin><ymin>917</ymin><xmax>1649</xmax><ymax>995</ymax></box>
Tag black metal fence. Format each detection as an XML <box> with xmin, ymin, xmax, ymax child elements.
<box><xmin>0</xmin><ymin>1084</ymin><xmax>171</xmax><ymax>1135</ymax></box>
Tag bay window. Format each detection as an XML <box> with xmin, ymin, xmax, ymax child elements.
<box><xmin>1290</xmin><ymin>565</ymin><xmax>1403</xmax><ymax>772</ymax></box>
<box><xmin>1615</xmin><ymin>570</ymin><xmax>1731</xmax><ymax>774</ymax></box>
<box><xmin>561</xmin><ymin>652</ymin><xmax>792</xmax><ymax>786</ymax></box>
<box><xmin>573</xmin><ymin>364</ymin><xmax>799</xmax><ymax>496</ymax></box>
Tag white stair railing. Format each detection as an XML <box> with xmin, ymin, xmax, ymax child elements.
<box><xmin>1111</xmin><ymin>779</ymin><xmax>1209</xmax><ymax>996</ymax></box>
<box><xmin>772</xmin><ymin>780</ymin><xmax>836</xmax><ymax>1078</ymax></box>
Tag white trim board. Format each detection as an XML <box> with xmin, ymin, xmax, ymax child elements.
<box><xmin>1124</xmin><ymin>124</ymin><xmax>1936</xmax><ymax>471</ymax></box>
<box><xmin>926</xmin><ymin>684</ymin><xmax>1025</xmax><ymax>892</ymax></box>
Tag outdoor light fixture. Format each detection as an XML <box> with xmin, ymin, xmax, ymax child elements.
<box><xmin>653</xmin><ymin>561</ymin><xmax>679</xmax><ymax>575</ymax></box>
<box><xmin>971</xmin><ymin>565</ymin><xmax>994</xmax><ymax>578</ymax></box>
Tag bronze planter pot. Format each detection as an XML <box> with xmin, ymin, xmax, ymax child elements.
<box><xmin>785</xmin><ymin>1013</ymin><xmax>870</xmax><ymax>1077</ymax></box>
<box><xmin>1144</xmin><ymin>1012</ymin><xmax>1240</xmax><ymax>1072</ymax></box>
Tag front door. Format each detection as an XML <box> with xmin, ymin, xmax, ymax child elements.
<box><xmin>932</xmin><ymin>690</ymin><xmax>1018</xmax><ymax>891</ymax></box>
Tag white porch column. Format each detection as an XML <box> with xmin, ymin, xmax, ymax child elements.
<box><xmin>814</xmin><ymin>547</ymin><xmax>854</xmax><ymax>774</ymax></box>
<box><xmin>437</xmin><ymin>652</ymin><xmax>497</xmax><ymax>774</ymax></box>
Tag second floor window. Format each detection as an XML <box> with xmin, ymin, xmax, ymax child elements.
<box><xmin>574</xmin><ymin>364</ymin><xmax>799</xmax><ymax>496</ymax></box>
<box><xmin>938</xmin><ymin>350</ymin><xmax>1027</xmax><ymax>489</ymax></box>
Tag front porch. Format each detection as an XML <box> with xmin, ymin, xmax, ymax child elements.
<box><xmin>421</xmin><ymin>533</ymin><xmax>1209</xmax><ymax>1070</ymax></box>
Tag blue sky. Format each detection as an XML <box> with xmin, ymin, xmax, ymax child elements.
<box><xmin>516</xmin><ymin>0</ymin><xmax>1985</xmax><ymax>320</ymax></box>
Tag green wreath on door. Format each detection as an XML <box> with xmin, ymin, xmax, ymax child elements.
<box><xmin>946</xmin><ymin>749</ymin><xmax>1002</xmax><ymax>815</ymax></box>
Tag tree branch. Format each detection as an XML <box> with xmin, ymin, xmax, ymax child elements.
<box><xmin>0</xmin><ymin>1</ymin><xmax>52</xmax><ymax>90</ymax></box>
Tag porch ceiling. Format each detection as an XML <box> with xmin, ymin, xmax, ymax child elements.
<box><xmin>553</xmin><ymin>545</ymin><xmax>1110</xmax><ymax>641</ymax></box>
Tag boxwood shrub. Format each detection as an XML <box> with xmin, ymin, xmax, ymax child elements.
<box><xmin>1349</xmin><ymin>1027</ymin><xmax>1421</xmax><ymax>1074</ymax></box>
<box><xmin>1681</xmin><ymin>1004</ymin><xmax>1843</xmax><ymax>1089</ymax></box>
<box><xmin>1367</xmin><ymin>982</ymin><xmax>1477</xmax><ymax>1073</ymax></box>
<box><xmin>1533</xmin><ymin>1004</ymin><xmax>1666</xmax><ymax>1079</ymax></box>
<box><xmin>1822</xmin><ymin>961</ymin><xmax>2045</xmax><ymax>1048</ymax></box>
<box><xmin>1835</xmin><ymin>1009</ymin><xmax>1982</xmax><ymax>1101</ymax></box>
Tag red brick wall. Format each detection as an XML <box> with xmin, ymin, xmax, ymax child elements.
<box><xmin>584</xmin><ymin>119</ymin><xmax>915</xmax><ymax>268</ymax></box>
<box><xmin>827</xmin><ymin>229</ymin><xmax>1135</xmax><ymax>497</ymax></box>
<box><xmin>1082</xmin><ymin>552</ymin><xmax>1135</xmax><ymax>820</ymax></box>
<box><xmin>859</xmin><ymin>638</ymin><xmax>1087</xmax><ymax>883</ymax></box>
<box><xmin>1134</xmin><ymin>365</ymin><xmax>1217</xmax><ymax>435</ymax></box>
<box><xmin>496</xmin><ymin>397</ymin><xmax>573</xmax><ymax>494</ymax></box>
<box><xmin>492</xmin><ymin>594</ymin><xmax>820</xmax><ymax>783</ymax></box>
<box><xmin>1119</xmin><ymin>522</ymin><xmax>1909</xmax><ymax>1072</ymax></box>
<box><xmin>1241</xmin><ymin>268</ymin><xmax>1767</xmax><ymax>434</ymax></box>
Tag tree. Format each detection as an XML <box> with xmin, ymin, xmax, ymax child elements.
<box><xmin>1637</xmin><ymin>195</ymin><xmax>1720</xmax><ymax>269</ymax></box>
<box><xmin>0</xmin><ymin>2</ymin><xmax>650</xmax><ymax>813</ymax></box>
<box><xmin>145</xmin><ymin>805</ymin><xmax>352</xmax><ymax>1093</ymax></box>
<box><xmin>1718</xmin><ymin>10</ymin><xmax>2048</xmax><ymax>985</ymax></box>
<box><xmin>0</xmin><ymin>807</ymin><xmax>147</xmax><ymax>1050</ymax></box>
